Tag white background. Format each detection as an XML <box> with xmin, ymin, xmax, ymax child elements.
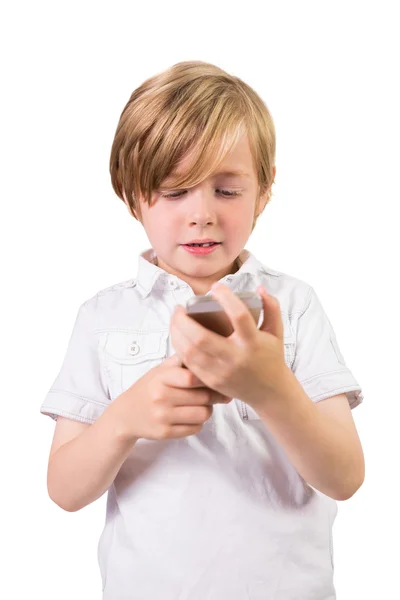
<box><xmin>2</xmin><ymin>1</ymin><xmax>399</xmax><ymax>598</ymax></box>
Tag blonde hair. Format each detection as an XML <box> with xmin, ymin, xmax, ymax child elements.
<box><xmin>109</xmin><ymin>61</ymin><xmax>276</xmax><ymax>231</ymax></box>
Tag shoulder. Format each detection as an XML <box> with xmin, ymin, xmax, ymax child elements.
<box><xmin>93</xmin><ymin>277</ymin><xmax>138</xmax><ymax>300</ymax></box>
<box><xmin>79</xmin><ymin>277</ymin><xmax>140</xmax><ymax>321</ymax></box>
<box><xmin>256</xmin><ymin>261</ymin><xmax>313</xmax><ymax>317</ymax></box>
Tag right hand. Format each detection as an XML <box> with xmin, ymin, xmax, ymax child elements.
<box><xmin>111</xmin><ymin>353</ymin><xmax>232</xmax><ymax>441</ymax></box>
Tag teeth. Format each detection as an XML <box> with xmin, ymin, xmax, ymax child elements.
<box><xmin>189</xmin><ymin>242</ymin><xmax>215</xmax><ymax>247</ymax></box>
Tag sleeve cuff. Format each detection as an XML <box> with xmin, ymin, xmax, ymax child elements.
<box><xmin>299</xmin><ymin>368</ymin><xmax>364</xmax><ymax>409</ymax></box>
<box><xmin>40</xmin><ymin>389</ymin><xmax>109</xmax><ymax>424</ymax></box>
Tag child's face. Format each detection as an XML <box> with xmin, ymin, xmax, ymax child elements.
<box><xmin>126</xmin><ymin>133</ymin><xmax>273</xmax><ymax>295</ymax></box>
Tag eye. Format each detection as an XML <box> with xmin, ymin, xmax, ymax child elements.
<box><xmin>160</xmin><ymin>189</ymin><xmax>242</xmax><ymax>199</ymax></box>
<box><xmin>219</xmin><ymin>190</ymin><xmax>242</xmax><ymax>197</ymax></box>
<box><xmin>161</xmin><ymin>190</ymin><xmax>186</xmax><ymax>199</ymax></box>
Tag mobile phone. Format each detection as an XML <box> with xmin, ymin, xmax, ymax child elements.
<box><xmin>185</xmin><ymin>291</ymin><xmax>263</xmax><ymax>337</ymax></box>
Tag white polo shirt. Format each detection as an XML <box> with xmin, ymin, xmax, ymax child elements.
<box><xmin>40</xmin><ymin>247</ymin><xmax>363</xmax><ymax>600</ymax></box>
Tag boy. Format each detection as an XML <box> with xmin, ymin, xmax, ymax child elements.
<box><xmin>41</xmin><ymin>60</ymin><xmax>364</xmax><ymax>600</ymax></box>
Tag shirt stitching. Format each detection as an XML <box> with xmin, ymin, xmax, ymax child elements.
<box><xmin>47</xmin><ymin>389</ymin><xmax>109</xmax><ymax>407</ymax></box>
<box><xmin>299</xmin><ymin>367</ymin><xmax>351</xmax><ymax>385</ymax></box>
<box><xmin>298</xmin><ymin>285</ymin><xmax>313</xmax><ymax>319</ymax></box>
<box><xmin>41</xmin><ymin>408</ymin><xmax>95</xmax><ymax>425</ymax></box>
<box><xmin>312</xmin><ymin>386</ymin><xmax>362</xmax><ymax>404</ymax></box>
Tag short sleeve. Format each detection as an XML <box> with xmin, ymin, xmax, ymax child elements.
<box><xmin>292</xmin><ymin>286</ymin><xmax>363</xmax><ymax>409</ymax></box>
<box><xmin>40</xmin><ymin>301</ymin><xmax>111</xmax><ymax>424</ymax></box>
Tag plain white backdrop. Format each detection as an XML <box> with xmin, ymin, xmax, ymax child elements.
<box><xmin>2</xmin><ymin>1</ymin><xmax>399</xmax><ymax>598</ymax></box>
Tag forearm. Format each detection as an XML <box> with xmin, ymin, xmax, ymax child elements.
<box><xmin>48</xmin><ymin>395</ymin><xmax>138</xmax><ymax>512</ymax></box>
<box><xmin>255</xmin><ymin>368</ymin><xmax>364</xmax><ymax>501</ymax></box>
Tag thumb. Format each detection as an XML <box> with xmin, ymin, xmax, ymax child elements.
<box><xmin>162</xmin><ymin>352</ymin><xmax>184</xmax><ymax>368</ymax></box>
<box><xmin>257</xmin><ymin>286</ymin><xmax>284</xmax><ymax>341</ymax></box>
<box><xmin>161</xmin><ymin>353</ymin><xmax>204</xmax><ymax>386</ymax></box>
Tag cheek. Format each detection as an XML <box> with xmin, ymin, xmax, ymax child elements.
<box><xmin>142</xmin><ymin>205</ymin><xmax>177</xmax><ymax>234</ymax></box>
<box><xmin>225</xmin><ymin>205</ymin><xmax>254</xmax><ymax>230</ymax></box>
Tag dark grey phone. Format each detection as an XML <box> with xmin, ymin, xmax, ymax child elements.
<box><xmin>185</xmin><ymin>291</ymin><xmax>263</xmax><ymax>337</ymax></box>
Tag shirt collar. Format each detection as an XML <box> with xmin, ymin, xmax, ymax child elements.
<box><xmin>135</xmin><ymin>247</ymin><xmax>277</xmax><ymax>298</ymax></box>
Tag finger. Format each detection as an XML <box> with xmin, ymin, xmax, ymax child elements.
<box><xmin>161</xmin><ymin>365</ymin><xmax>207</xmax><ymax>389</ymax></box>
<box><xmin>210</xmin><ymin>283</ymin><xmax>257</xmax><ymax>340</ymax></box>
<box><xmin>165</xmin><ymin>424</ymin><xmax>205</xmax><ymax>439</ymax></box>
<box><xmin>161</xmin><ymin>353</ymin><xmax>184</xmax><ymax>368</ymax></box>
<box><xmin>257</xmin><ymin>286</ymin><xmax>284</xmax><ymax>341</ymax></box>
<box><xmin>169</xmin><ymin>404</ymin><xmax>213</xmax><ymax>425</ymax></box>
<box><xmin>170</xmin><ymin>313</ymin><xmax>228</xmax><ymax>373</ymax></box>
<box><xmin>209</xmin><ymin>391</ymin><xmax>232</xmax><ymax>404</ymax></box>
<box><xmin>161</xmin><ymin>353</ymin><xmax>207</xmax><ymax>386</ymax></box>
<box><xmin>167</xmin><ymin>387</ymin><xmax>213</xmax><ymax>408</ymax></box>
<box><xmin>167</xmin><ymin>386</ymin><xmax>226</xmax><ymax>408</ymax></box>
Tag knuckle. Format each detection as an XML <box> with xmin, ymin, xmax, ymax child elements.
<box><xmin>208</xmin><ymin>372</ymin><xmax>222</xmax><ymax>389</ymax></box>
<box><xmin>241</xmin><ymin>351</ymin><xmax>252</xmax><ymax>368</ymax></box>
<box><xmin>193</xmin><ymin>333</ymin><xmax>207</xmax><ymax>348</ymax></box>
<box><xmin>155</xmin><ymin>424</ymin><xmax>171</xmax><ymax>440</ymax></box>
<box><xmin>192</xmin><ymin>424</ymin><xmax>204</xmax><ymax>435</ymax></box>
<box><xmin>153</xmin><ymin>403</ymin><xmax>168</xmax><ymax>424</ymax></box>
<box><xmin>236</xmin><ymin>310</ymin><xmax>249</xmax><ymax>324</ymax></box>
<box><xmin>201</xmin><ymin>389</ymin><xmax>212</xmax><ymax>403</ymax></box>
<box><xmin>186</xmin><ymin>370</ymin><xmax>199</xmax><ymax>387</ymax></box>
<box><xmin>182</xmin><ymin>346</ymin><xmax>195</xmax><ymax>364</ymax></box>
<box><xmin>211</xmin><ymin>390</ymin><xmax>225</xmax><ymax>403</ymax></box>
<box><xmin>208</xmin><ymin>391</ymin><xmax>218</xmax><ymax>404</ymax></box>
<box><xmin>200</xmin><ymin>405</ymin><xmax>213</xmax><ymax>420</ymax></box>
<box><xmin>151</xmin><ymin>382</ymin><xmax>166</xmax><ymax>404</ymax></box>
<box><xmin>215</xmin><ymin>392</ymin><xmax>227</xmax><ymax>403</ymax></box>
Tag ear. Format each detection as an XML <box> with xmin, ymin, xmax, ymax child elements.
<box><xmin>256</xmin><ymin>165</ymin><xmax>276</xmax><ymax>216</ymax></box>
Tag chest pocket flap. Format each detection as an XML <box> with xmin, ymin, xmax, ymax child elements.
<box><xmin>103</xmin><ymin>329</ymin><xmax>169</xmax><ymax>365</ymax></box>
<box><xmin>101</xmin><ymin>329</ymin><xmax>169</xmax><ymax>399</ymax></box>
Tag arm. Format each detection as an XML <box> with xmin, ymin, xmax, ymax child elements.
<box><xmin>47</xmin><ymin>398</ymin><xmax>138</xmax><ymax>513</ymax></box>
<box><xmin>46</xmin><ymin>352</ymin><xmax>216</xmax><ymax>512</ymax></box>
<box><xmin>256</xmin><ymin>368</ymin><xmax>365</xmax><ymax>501</ymax></box>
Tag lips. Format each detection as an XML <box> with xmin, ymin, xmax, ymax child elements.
<box><xmin>181</xmin><ymin>242</ymin><xmax>221</xmax><ymax>255</ymax></box>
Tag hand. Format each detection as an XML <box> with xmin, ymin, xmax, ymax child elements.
<box><xmin>112</xmin><ymin>353</ymin><xmax>231</xmax><ymax>441</ymax></box>
<box><xmin>170</xmin><ymin>283</ymin><xmax>291</xmax><ymax>410</ymax></box>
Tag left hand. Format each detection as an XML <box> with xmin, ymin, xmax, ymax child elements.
<box><xmin>170</xmin><ymin>282</ymin><xmax>291</xmax><ymax>410</ymax></box>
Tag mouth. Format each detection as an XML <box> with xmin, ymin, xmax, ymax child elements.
<box><xmin>181</xmin><ymin>238</ymin><xmax>222</xmax><ymax>247</ymax></box>
<box><xmin>181</xmin><ymin>241</ymin><xmax>222</xmax><ymax>255</ymax></box>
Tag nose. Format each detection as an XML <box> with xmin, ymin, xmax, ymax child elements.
<box><xmin>186</xmin><ymin>189</ymin><xmax>217</xmax><ymax>227</ymax></box>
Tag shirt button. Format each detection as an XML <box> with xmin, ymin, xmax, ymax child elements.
<box><xmin>128</xmin><ymin>342</ymin><xmax>140</xmax><ymax>356</ymax></box>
